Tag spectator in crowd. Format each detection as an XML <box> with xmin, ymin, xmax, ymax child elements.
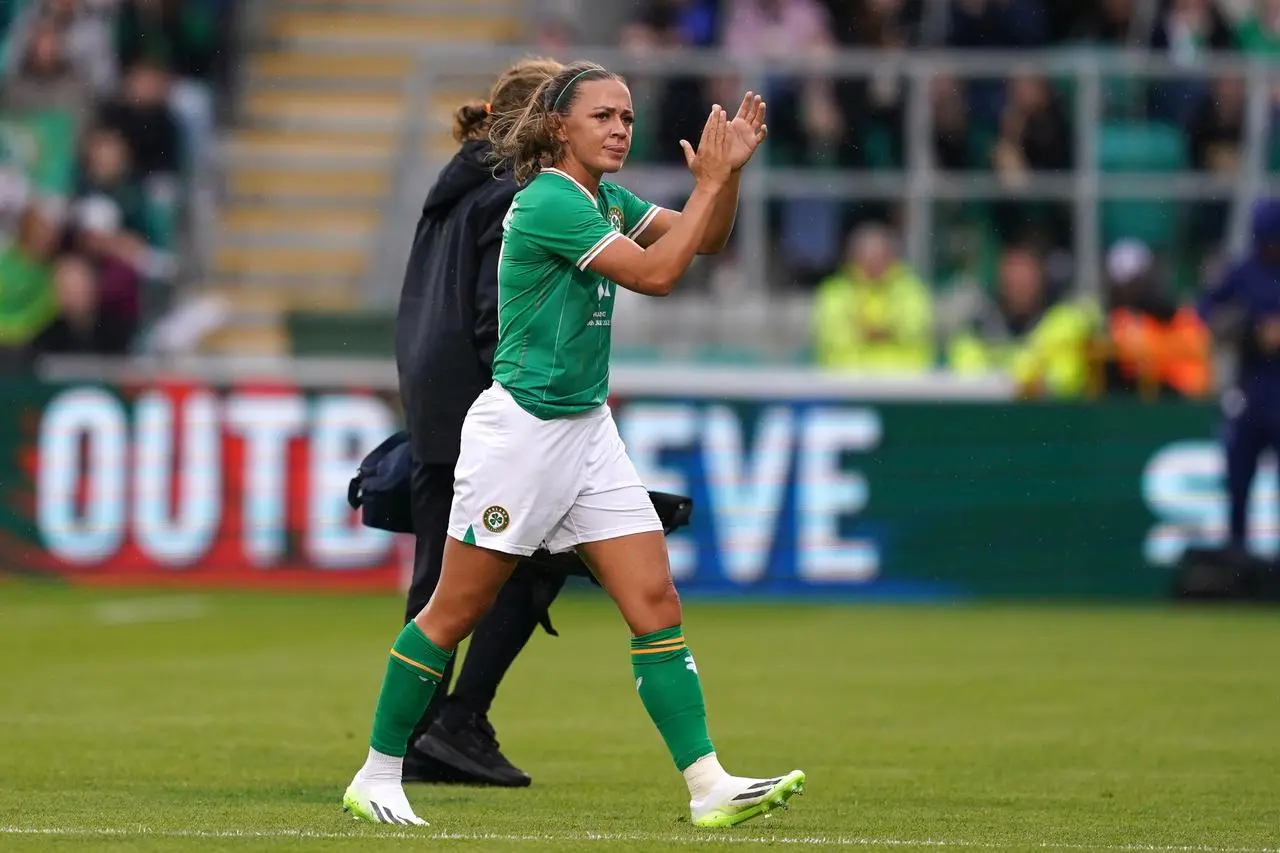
<box><xmin>0</xmin><ymin>203</ymin><xmax>59</xmax><ymax>369</ymax></box>
<box><xmin>1104</xmin><ymin>239</ymin><xmax>1211</xmax><ymax>398</ymax></box>
<box><xmin>813</xmin><ymin>223</ymin><xmax>935</xmax><ymax>372</ymax></box>
<box><xmin>1188</xmin><ymin>74</ymin><xmax>1245</xmax><ymax>173</ymax></box>
<box><xmin>2</xmin><ymin>20</ymin><xmax>94</xmax><ymax>134</ymax></box>
<box><xmin>65</xmin><ymin>194</ymin><xmax>142</xmax><ymax>345</ymax></box>
<box><xmin>824</xmin><ymin>0</ymin><xmax>919</xmax><ymax>167</ymax></box>
<box><xmin>97</xmin><ymin>57</ymin><xmax>182</xmax><ymax>242</ymax></box>
<box><xmin>947</xmin><ymin>0</ymin><xmax>1050</xmax><ymax>125</ymax></box>
<box><xmin>932</xmin><ymin>73</ymin><xmax>983</xmax><ymax>171</ymax></box>
<box><xmin>530</xmin><ymin>16</ymin><xmax>580</xmax><ymax>53</ymax></box>
<box><xmin>32</xmin><ymin>252</ymin><xmax>128</xmax><ymax>354</ymax></box>
<box><xmin>1152</xmin><ymin>0</ymin><xmax>1235</xmax><ymax>57</ymax></box>
<box><xmin>991</xmin><ymin>72</ymin><xmax>1073</xmax><ymax>247</ymax></box>
<box><xmin>823</xmin><ymin>0</ymin><xmax>923</xmax><ymax>45</ymax></box>
<box><xmin>620</xmin><ymin>0</ymin><xmax>719</xmax><ymax>166</ymax></box>
<box><xmin>948</xmin><ymin>243</ymin><xmax>1098</xmax><ymax>397</ymax></box>
<box><xmin>0</xmin><ymin>166</ymin><xmax>33</xmax><ymax>246</ymax></box>
<box><xmin>1067</xmin><ymin>0</ymin><xmax>1138</xmax><ymax>44</ymax></box>
<box><xmin>948</xmin><ymin>0</ymin><xmax>1050</xmax><ymax>49</ymax></box>
<box><xmin>1187</xmin><ymin>73</ymin><xmax>1244</xmax><ymax>244</ymax></box>
<box><xmin>116</xmin><ymin>0</ymin><xmax>219</xmax><ymax>83</ymax></box>
<box><xmin>1235</xmin><ymin>0</ymin><xmax>1280</xmax><ymax>55</ymax></box>
<box><xmin>1148</xmin><ymin>0</ymin><xmax>1235</xmax><ymax>126</ymax></box>
<box><xmin>992</xmin><ymin>72</ymin><xmax>1073</xmax><ymax>176</ymax></box>
<box><xmin>99</xmin><ymin>58</ymin><xmax>181</xmax><ymax>179</ymax></box>
<box><xmin>722</xmin><ymin>0</ymin><xmax>848</xmax><ymax>278</ymax></box>
<box><xmin>723</xmin><ymin>0</ymin><xmax>839</xmax><ymax>165</ymax></box>
<box><xmin>0</xmin><ymin>0</ymin><xmax>224</xmax><ymax>360</ymax></box>
<box><xmin>3</xmin><ymin>0</ymin><xmax>117</xmax><ymax>96</ymax></box>
<box><xmin>76</xmin><ymin>125</ymin><xmax>147</xmax><ymax>236</ymax></box>
<box><xmin>115</xmin><ymin>0</ymin><xmax>223</xmax><ymax>169</ymax></box>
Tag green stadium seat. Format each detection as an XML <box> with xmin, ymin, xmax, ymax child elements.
<box><xmin>0</xmin><ymin>1</ymin><xmax>28</xmax><ymax>69</ymax></box>
<box><xmin>144</xmin><ymin>192</ymin><xmax>178</xmax><ymax>250</ymax></box>
<box><xmin>1055</xmin><ymin>45</ymin><xmax>1147</xmax><ymax>119</ymax></box>
<box><xmin>862</xmin><ymin>122</ymin><xmax>899</xmax><ymax>169</ymax></box>
<box><xmin>286</xmin><ymin>311</ymin><xmax>395</xmax><ymax>357</ymax></box>
<box><xmin>1097</xmin><ymin>121</ymin><xmax>1188</xmax><ymax>251</ymax></box>
<box><xmin>691</xmin><ymin>345</ymin><xmax>768</xmax><ymax>365</ymax></box>
<box><xmin>612</xmin><ymin>344</ymin><xmax>664</xmax><ymax>364</ymax></box>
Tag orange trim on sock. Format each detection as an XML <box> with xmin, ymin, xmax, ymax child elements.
<box><xmin>631</xmin><ymin>641</ymin><xmax>687</xmax><ymax>655</ymax></box>
<box><xmin>635</xmin><ymin>635</ymin><xmax>683</xmax><ymax>647</ymax></box>
<box><xmin>389</xmin><ymin>649</ymin><xmax>443</xmax><ymax>679</ymax></box>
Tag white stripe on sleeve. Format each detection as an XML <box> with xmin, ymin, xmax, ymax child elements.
<box><xmin>576</xmin><ymin>231</ymin><xmax>621</xmax><ymax>271</ymax></box>
<box><xmin>626</xmin><ymin>205</ymin><xmax>661</xmax><ymax>241</ymax></box>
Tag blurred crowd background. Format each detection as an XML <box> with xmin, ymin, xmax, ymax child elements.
<box><xmin>0</xmin><ymin>0</ymin><xmax>233</xmax><ymax>366</ymax></box>
<box><xmin>3</xmin><ymin>0</ymin><xmax>1280</xmax><ymax>401</ymax></box>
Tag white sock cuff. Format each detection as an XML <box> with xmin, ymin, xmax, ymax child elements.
<box><xmin>359</xmin><ymin>747</ymin><xmax>404</xmax><ymax>784</ymax></box>
<box><xmin>683</xmin><ymin>752</ymin><xmax>728</xmax><ymax>801</ymax></box>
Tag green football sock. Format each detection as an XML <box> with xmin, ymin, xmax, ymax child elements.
<box><xmin>631</xmin><ymin>625</ymin><xmax>715</xmax><ymax>771</ymax></box>
<box><xmin>369</xmin><ymin>622</ymin><xmax>454</xmax><ymax>757</ymax></box>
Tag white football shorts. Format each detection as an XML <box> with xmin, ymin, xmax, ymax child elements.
<box><xmin>446</xmin><ymin>382</ymin><xmax>663</xmax><ymax>556</ymax></box>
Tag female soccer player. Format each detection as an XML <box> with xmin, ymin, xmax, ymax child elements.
<box><xmin>394</xmin><ymin>56</ymin><xmax>568</xmax><ymax>789</ymax></box>
<box><xmin>343</xmin><ymin>61</ymin><xmax>804</xmax><ymax>829</ymax></box>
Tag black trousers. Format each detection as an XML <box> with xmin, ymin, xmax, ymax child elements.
<box><xmin>1223</xmin><ymin>396</ymin><xmax>1280</xmax><ymax>549</ymax></box>
<box><xmin>406</xmin><ymin>461</ymin><xmax>565</xmax><ymax>744</ymax></box>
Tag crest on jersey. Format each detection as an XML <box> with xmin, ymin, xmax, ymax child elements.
<box><xmin>482</xmin><ymin>505</ymin><xmax>510</xmax><ymax>533</ymax></box>
<box><xmin>608</xmin><ymin>205</ymin><xmax>623</xmax><ymax>230</ymax></box>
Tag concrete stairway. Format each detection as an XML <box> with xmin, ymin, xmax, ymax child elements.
<box><xmin>202</xmin><ymin>0</ymin><xmax>522</xmax><ymax>355</ymax></box>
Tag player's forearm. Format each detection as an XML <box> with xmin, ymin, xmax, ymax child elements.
<box><xmin>633</xmin><ymin>182</ymin><xmax>722</xmax><ymax>294</ymax></box>
<box><xmin>698</xmin><ymin>171</ymin><xmax>740</xmax><ymax>254</ymax></box>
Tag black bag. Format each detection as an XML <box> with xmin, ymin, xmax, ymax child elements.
<box><xmin>348</xmin><ymin>431</ymin><xmax>694</xmax><ymax>543</ymax></box>
<box><xmin>348</xmin><ymin>431</ymin><xmax>416</xmax><ymax>534</ymax></box>
<box><xmin>348</xmin><ymin>432</ymin><xmax>695</xmax><ymax>637</ymax></box>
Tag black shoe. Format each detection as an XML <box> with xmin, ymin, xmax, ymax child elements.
<box><xmin>414</xmin><ymin>712</ymin><xmax>532</xmax><ymax>788</ymax></box>
<box><xmin>401</xmin><ymin>744</ymin><xmax>471</xmax><ymax>785</ymax></box>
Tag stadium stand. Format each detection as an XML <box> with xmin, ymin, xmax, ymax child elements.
<box><xmin>0</xmin><ymin>0</ymin><xmax>228</xmax><ymax>367</ymax></box>
<box><xmin>204</xmin><ymin>0</ymin><xmax>524</xmax><ymax>355</ymax></box>
<box><xmin>4</xmin><ymin>0</ymin><xmax>1272</xmax><ymax>402</ymax></box>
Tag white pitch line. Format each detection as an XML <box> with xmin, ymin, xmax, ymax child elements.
<box><xmin>91</xmin><ymin>596</ymin><xmax>209</xmax><ymax>626</ymax></box>
<box><xmin>0</xmin><ymin>827</ymin><xmax>1277</xmax><ymax>852</ymax></box>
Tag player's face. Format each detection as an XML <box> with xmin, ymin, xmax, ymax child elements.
<box><xmin>560</xmin><ymin>78</ymin><xmax>634</xmax><ymax>175</ymax></box>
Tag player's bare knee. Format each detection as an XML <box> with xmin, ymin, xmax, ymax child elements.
<box><xmin>415</xmin><ymin>591</ymin><xmax>492</xmax><ymax>649</ymax></box>
<box><xmin>627</xmin><ymin>574</ymin><xmax>681</xmax><ymax>632</ymax></box>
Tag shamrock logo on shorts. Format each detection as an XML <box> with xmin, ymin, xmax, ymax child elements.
<box><xmin>482</xmin><ymin>505</ymin><xmax>510</xmax><ymax>533</ymax></box>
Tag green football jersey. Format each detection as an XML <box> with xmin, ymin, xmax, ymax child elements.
<box><xmin>492</xmin><ymin>167</ymin><xmax>659</xmax><ymax>419</ymax></box>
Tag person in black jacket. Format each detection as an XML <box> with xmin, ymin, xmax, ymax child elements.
<box><xmin>394</xmin><ymin>57</ymin><xmax>564</xmax><ymax>789</ymax></box>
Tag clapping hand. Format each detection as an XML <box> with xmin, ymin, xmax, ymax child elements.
<box><xmin>680</xmin><ymin>105</ymin><xmax>734</xmax><ymax>188</ymax></box>
<box><xmin>726</xmin><ymin>91</ymin><xmax>768</xmax><ymax>171</ymax></box>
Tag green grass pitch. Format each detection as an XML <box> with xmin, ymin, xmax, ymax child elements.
<box><xmin>1</xmin><ymin>579</ymin><xmax>1278</xmax><ymax>852</ymax></box>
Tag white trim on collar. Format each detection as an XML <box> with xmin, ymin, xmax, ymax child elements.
<box><xmin>541</xmin><ymin>167</ymin><xmax>596</xmax><ymax>203</ymax></box>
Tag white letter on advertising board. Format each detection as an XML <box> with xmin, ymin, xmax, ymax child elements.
<box><xmin>225</xmin><ymin>394</ymin><xmax>307</xmax><ymax>566</ymax></box>
<box><xmin>36</xmin><ymin>387</ymin><xmax>127</xmax><ymax>563</ymax></box>
<box><xmin>702</xmin><ymin>405</ymin><xmax>793</xmax><ymax>584</ymax></box>
<box><xmin>308</xmin><ymin>395</ymin><xmax>394</xmax><ymax>568</ymax></box>
<box><xmin>1141</xmin><ymin>440</ymin><xmax>1278</xmax><ymax>563</ymax></box>
<box><xmin>619</xmin><ymin>404</ymin><xmax>697</xmax><ymax>580</ymax></box>
<box><xmin>797</xmin><ymin>408</ymin><xmax>881</xmax><ymax>583</ymax></box>
<box><xmin>133</xmin><ymin>391</ymin><xmax>222</xmax><ymax>566</ymax></box>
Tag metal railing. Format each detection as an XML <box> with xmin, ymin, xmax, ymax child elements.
<box><xmin>370</xmin><ymin>46</ymin><xmax>1280</xmax><ymax>350</ymax></box>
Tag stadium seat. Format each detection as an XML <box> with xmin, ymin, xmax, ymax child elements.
<box><xmin>862</xmin><ymin>122</ymin><xmax>900</xmax><ymax>169</ymax></box>
<box><xmin>612</xmin><ymin>344</ymin><xmax>665</xmax><ymax>364</ymax></box>
<box><xmin>1097</xmin><ymin>121</ymin><xmax>1188</xmax><ymax>251</ymax></box>
<box><xmin>286</xmin><ymin>311</ymin><xmax>396</xmax><ymax>358</ymax></box>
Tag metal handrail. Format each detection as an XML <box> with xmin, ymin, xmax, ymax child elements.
<box><xmin>378</xmin><ymin>45</ymin><xmax>1280</xmax><ymax>316</ymax></box>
